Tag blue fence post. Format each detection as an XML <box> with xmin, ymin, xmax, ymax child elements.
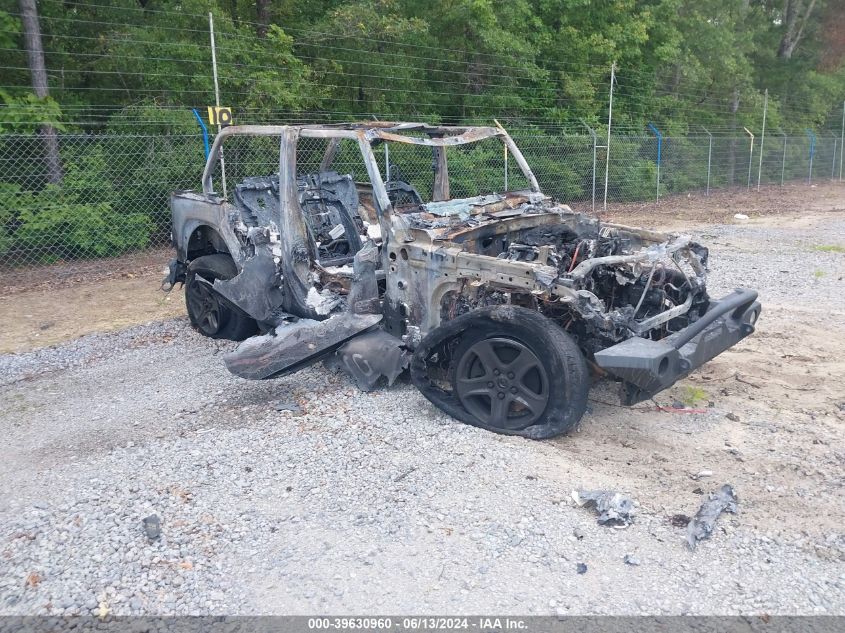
<box><xmin>647</xmin><ymin>122</ymin><xmax>663</xmax><ymax>202</ymax></box>
<box><xmin>806</xmin><ymin>129</ymin><xmax>816</xmax><ymax>184</ymax></box>
<box><xmin>192</xmin><ymin>108</ymin><xmax>210</xmax><ymax>160</ymax></box>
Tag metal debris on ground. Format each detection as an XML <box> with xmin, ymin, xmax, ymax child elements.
<box><xmin>142</xmin><ymin>514</ymin><xmax>160</xmax><ymax>540</ymax></box>
<box><xmin>686</xmin><ymin>484</ymin><xmax>739</xmax><ymax>550</ymax></box>
<box><xmin>623</xmin><ymin>554</ymin><xmax>641</xmax><ymax>566</ymax></box>
<box><xmin>331</xmin><ymin>330</ymin><xmax>410</xmax><ymax>391</ymax></box>
<box><xmin>274</xmin><ymin>400</ymin><xmax>302</xmax><ymax>414</ymax></box>
<box><xmin>572</xmin><ymin>489</ymin><xmax>636</xmax><ymax>527</ymax></box>
<box><xmin>393</xmin><ymin>466</ymin><xmax>417</xmax><ymax>482</ymax></box>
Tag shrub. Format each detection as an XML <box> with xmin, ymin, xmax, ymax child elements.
<box><xmin>14</xmin><ymin>189</ymin><xmax>153</xmax><ymax>260</ymax></box>
<box><xmin>2</xmin><ymin>145</ymin><xmax>153</xmax><ymax>263</ymax></box>
<box><xmin>0</xmin><ymin>183</ymin><xmax>23</xmax><ymax>257</ymax></box>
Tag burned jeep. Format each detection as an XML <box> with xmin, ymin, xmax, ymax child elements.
<box><xmin>164</xmin><ymin>123</ymin><xmax>760</xmax><ymax>439</ymax></box>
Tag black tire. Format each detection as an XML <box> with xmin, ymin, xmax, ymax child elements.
<box><xmin>185</xmin><ymin>254</ymin><xmax>258</xmax><ymax>341</ymax></box>
<box><xmin>411</xmin><ymin>307</ymin><xmax>589</xmax><ymax>439</ymax></box>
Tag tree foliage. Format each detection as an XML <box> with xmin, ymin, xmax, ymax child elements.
<box><xmin>0</xmin><ymin>0</ymin><xmax>843</xmax><ymax>261</ymax></box>
<box><xmin>0</xmin><ymin>0</ymin><xmax>840</xmax><ymax>131</ymax></box>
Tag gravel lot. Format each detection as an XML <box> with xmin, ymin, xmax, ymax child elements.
<box><xmin>1</xmin><ymin>207</ymin><xmax>844</xmax><ymax>616</ymax></box>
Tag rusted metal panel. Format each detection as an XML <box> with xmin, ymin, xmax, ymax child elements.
<box><xmin>369</xmin><ymin>126</ymin><xmax>501</xmax><ymax>146</ymax></box>
<box><xmin>224</xmin><ymin>313</ymin><xmax>383</xmax><ymax>380</ymax></box>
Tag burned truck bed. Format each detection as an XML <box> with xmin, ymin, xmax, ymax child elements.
<box><xmin>164</xmin><ymin>122</ymin><xmax>760</xmax><ymax>439</ymax></box>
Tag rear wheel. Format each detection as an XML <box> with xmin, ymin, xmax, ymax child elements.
<box><xmin>185</xmin><ymin>254</ymin><xmax>257</xmax><ymax>340</ymax></box>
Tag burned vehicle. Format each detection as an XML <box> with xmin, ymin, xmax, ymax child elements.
<box><xmin>163</xmin><ymin>122</ymin><xmax>760</xmax><ymax>439</ymax></box>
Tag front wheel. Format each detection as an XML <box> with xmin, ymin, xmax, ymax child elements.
<box><xmin>453</xmin><ymin>335</ymin><xmax>552</xmax><ymax>431</ymax></box>
<box><xmin>411</xmin><ymin>306</ymin><xmax>589</xmax><ymax>439</ymax></box>
<box><xmin>185</xmin><ymin>254</ymin><xmax>257</xmax><ymax>340</ymax></box>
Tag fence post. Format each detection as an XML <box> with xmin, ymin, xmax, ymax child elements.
<box><xmin>840</xmin><ymin>101</ymin><xmax>844</xmax><ymax>181</ymax></box>
<box><xmin>648</xmin><ymin>123</ymin><xmax>663</xmax><ymax>202</ymax></box>
<box><xmin>191</xmin><ymin>108</ymin><xmax>210</xmax><ymax>160</ymax></box>
<box><xmin>780</xmin><ymin>131</ymin><xmax>787</xmax><ymax>186</ymax></box>
<box><xmin>647</xmin><ymin>123</ymin><xmax>662</xmax><ymax>202</ymax></box>
<box><xmin>701</xmin><ymin>126</ymin><xmax>712</xmax><ymax>196</ymax></box>
<box><xmin>833</xmin><ymin>138</ymin><xmax>837</xmax><ymax>181</ymax></box>
<box><xmin>806</xmin><ymin>129</ymin><xmax>816</xmax><ymax>184</ymax></box>
<box><xmin>208</xmin><ymin>12</ymin><xmax>226</xmax><ymax>199</ymax></box>
<box><xmin>580</xmin><ymin>120</ymin><xmax>597</xmax><ymax>212</ymax></box>
<box><xmin>757</xmin><ymin>89</ymin><xmax>768</xmax><ymax>190</ymax></box>
<box><xmin>603</xmin><ymin>61</ymin><xmax>616</xmax><ymax>212</ymax></box>
<box><xmin>743</xmin><ymin>127</ymin><xmax>754</xmax><ymax>190</ymax></box>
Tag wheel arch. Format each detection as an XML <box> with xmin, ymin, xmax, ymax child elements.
<box><xmin>180</xmin><ymin>222</ymin><xmax>231</xmax><ymax>262</ymax></box>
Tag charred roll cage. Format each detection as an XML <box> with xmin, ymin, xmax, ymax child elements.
<box><xmin>165</xmin><ymin>122</ymin><xmax>761</xmax><ymax>439</ymax></box>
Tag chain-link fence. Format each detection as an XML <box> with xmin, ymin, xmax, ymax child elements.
<box><xmin>1</xmin><ymin>128</ymin><xmax>842</xmax><ymax>273</ymax></box>
<box><xmin>0</xmin><ymin>132</ymin><xmax>204</xmax><ymax>270</ymax></box>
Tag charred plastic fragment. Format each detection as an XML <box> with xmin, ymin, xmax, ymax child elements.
<box><xmin>142</xmin><ymin>514</ymin><xmax>161</xmax><ymax>541</ymax></box>
<box><xmin>572</xmin><ymin>489</ymin><xmax>636</xmax><ymax>527</ymax></box>
<box><xmin>331</xmin><ymin>330</ymin><xmax>410</xmax><ymax>391</ymax></box>
<box><xmin>686</xmin><ymin>484</ymin><xmax>739</xmax><ymax>550</ymax></box>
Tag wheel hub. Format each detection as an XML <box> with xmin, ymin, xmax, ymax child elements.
<box><xmin>187</xmin><ymin>277</ymin><xmax>223</xmax><ymax>335</ymax></box>
<box><xmin>454</xmin><ymin>337</ymin><xmax>550</xmax><ymax>430</ymax></box>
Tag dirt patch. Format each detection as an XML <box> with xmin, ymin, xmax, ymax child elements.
<box><xmin>540</xmin><ymin>301</ymin><xmax>845</xmax><ymax>553</ymax></box>
<box><xmin>2</xmin><ymin>248</ymin><xmax>186</xmax><ymax>354</ymax></box>
<box><xmin>1</xmin><ymin>273</ymin><xmax>184</xmax><ymax>354</ymax></box>
<box><xmin>1</xmin><ymin>247</ymin><xmax>172</xmax><ymax>295</ymax></box>
<box><xmin>601</xmin><ymin>181</ymin><xmax>845</xmax><ymax>230</ymax></box>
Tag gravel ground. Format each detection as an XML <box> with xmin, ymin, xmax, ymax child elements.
<box><xmin>1</xmin><ymin>211</ymin><xmax>844</xmax><ymax>616</ymax></box>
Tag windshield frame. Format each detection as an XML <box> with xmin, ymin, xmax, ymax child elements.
<box><xmin>200</xmin><ymin>123</ymin><xmax>542</xmax><ymax>218</ymax></box>
<box><xmin>356</xmin><ymin>126</ymin><xmax>541</xmax><ymax>203</ymax></box>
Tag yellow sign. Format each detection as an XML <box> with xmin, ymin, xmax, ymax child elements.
<box><xmin>207</xmin><ymin>106</ymin><xmax>232</xmax><ymax>127</ymax></box>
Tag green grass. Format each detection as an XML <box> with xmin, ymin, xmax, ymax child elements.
<box><xmin>679</xmin><ymin>385</ymin><xmax>708</xmax><ymax>407</ymax></box>
<box><xmin>812</xmin><ymin>244</ymin><xmax>845</xmax><ymax>253</ymax></box>
<box><xmin>814</xmin><ymin>269</ymin><xmax>826</xmax><ymax>279</ymax></box>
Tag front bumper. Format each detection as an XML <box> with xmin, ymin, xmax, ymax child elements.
<box><xmin>594</xmin><ymin>288</ymin><xmax>760</xmax><ymax>405</ymax></box>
